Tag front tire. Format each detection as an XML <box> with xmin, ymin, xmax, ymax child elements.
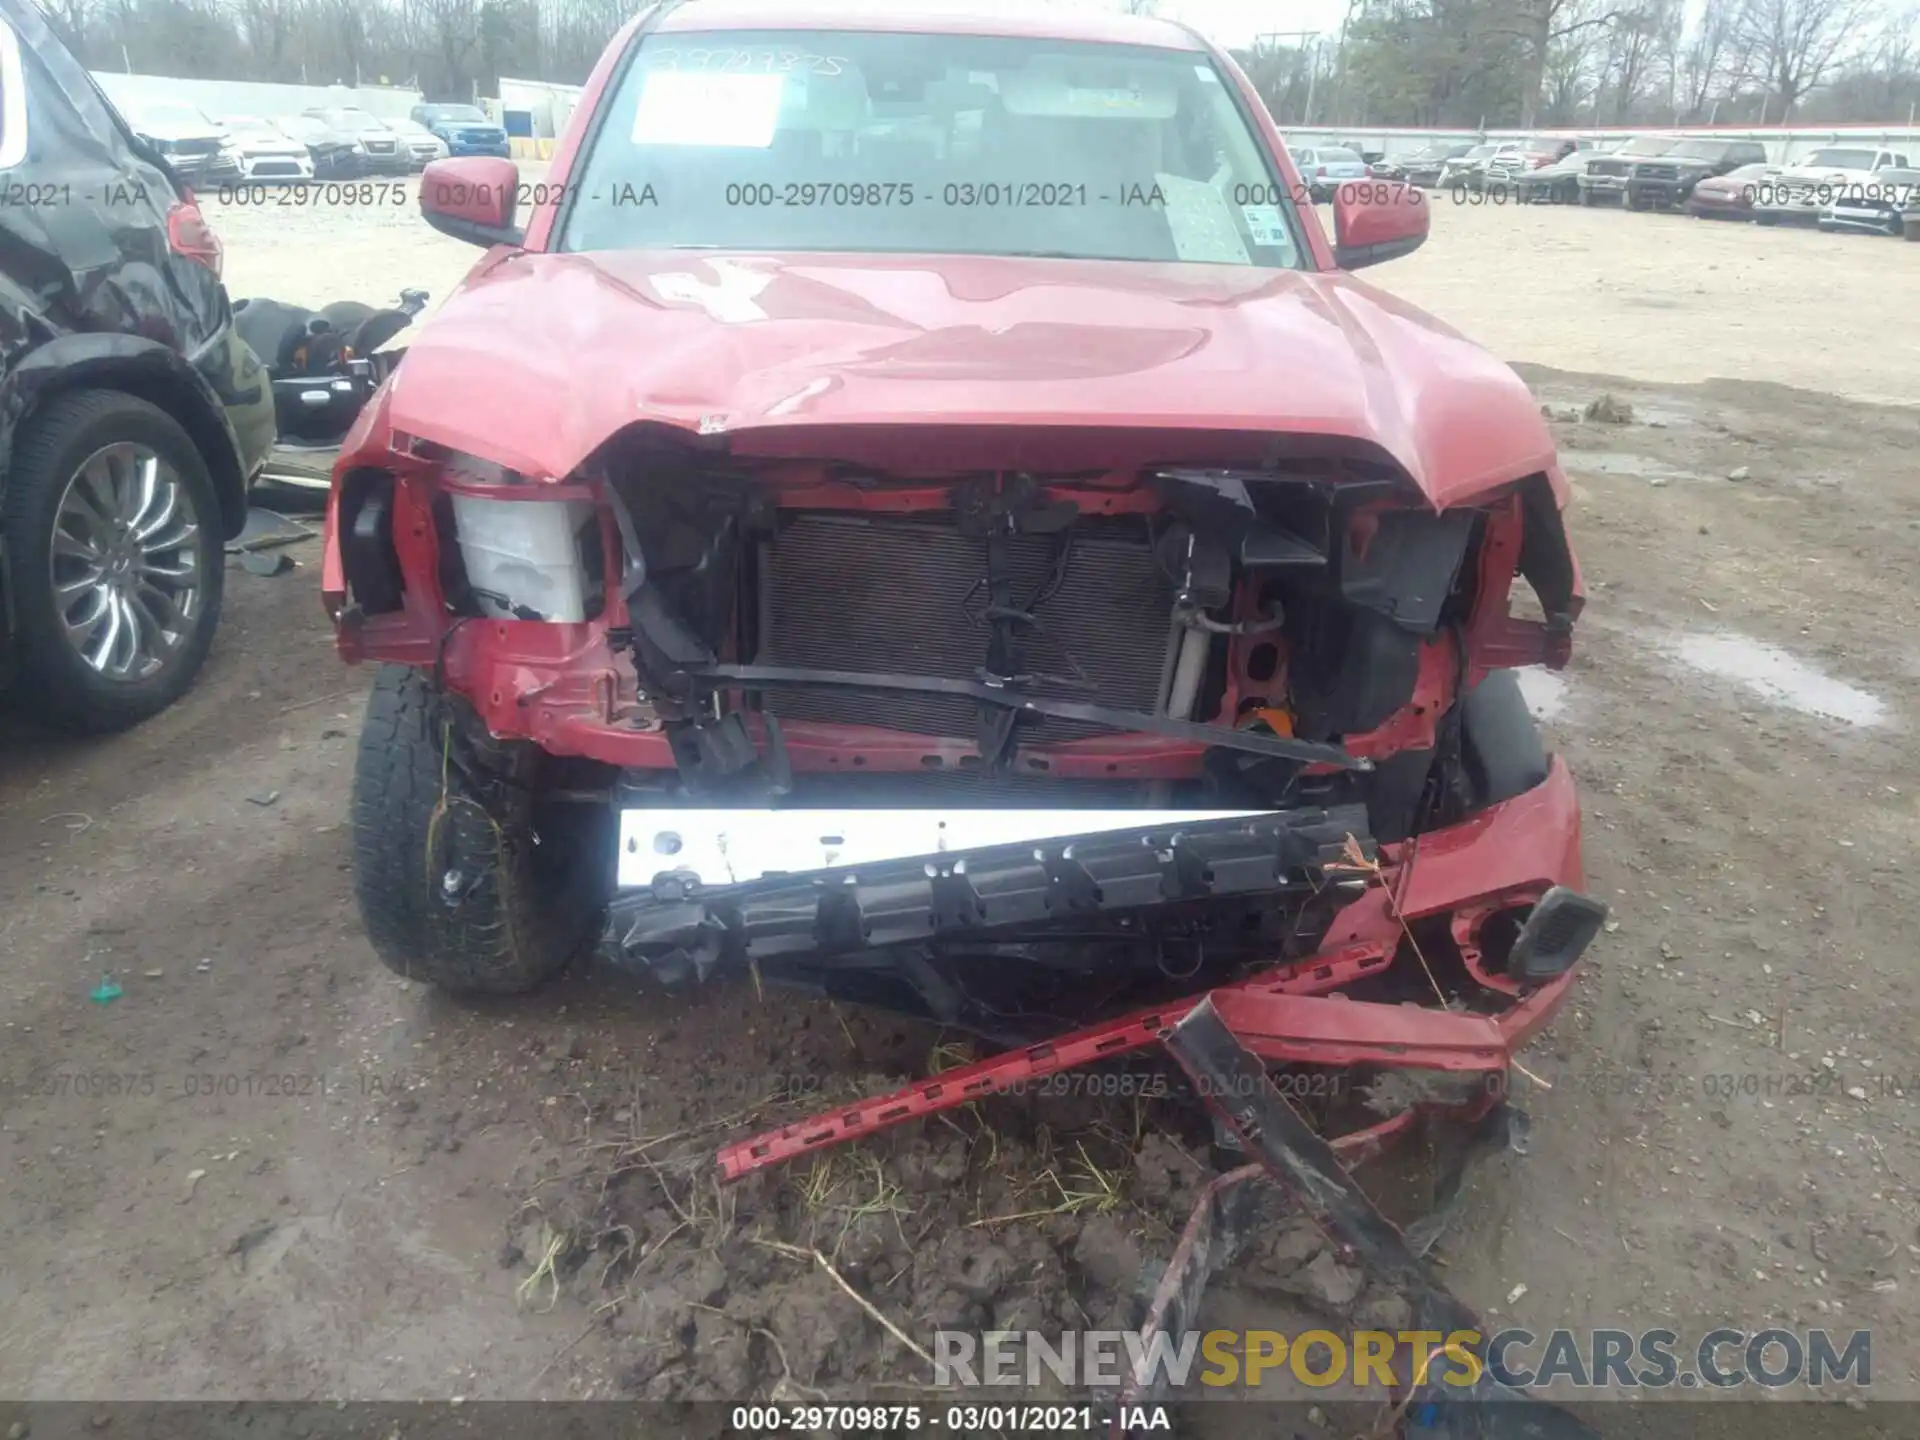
<box><xmin>0</xmin><ymin>389</ymin><xmax>225</xmax><ymax>733</ymax></box>
<box><xmin>350</xmin><ymin>665</ymin><xmax>611</xmax><ymax>996</ymax></box>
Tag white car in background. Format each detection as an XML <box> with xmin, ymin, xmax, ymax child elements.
<box><xmin>1816</xmin><ymin>166</ymin><xmax>1920</xmax><ymax>237</ymax></box>
<box><xmin>1288</xmin><ymin>144</ymin><xmax>1370</xmax><ymax>201</ymax></box>
<box><xmin>1754</xmin><ymin>145</ymin><xmax>1912</xmax><ymax>224</ymax></box>
<box><xmin>389</xmin><ymin>117</ymin><xmax>449</xmax><ymax>171</ymax></box>
<box><xmin>217</xmin><ymin>115</ymin><xmax>315</xmax><ymax>183</ymax></box>
<box><xmin>125</xmin><ymin>101</ymin><xmax>242</xmax><ymax>186</ymax></box>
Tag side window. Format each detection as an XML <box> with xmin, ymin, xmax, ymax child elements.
<box><xmin>0</xmin><ymin>14</ymin><xmax>28</xmax><ymax>170</ymax></box>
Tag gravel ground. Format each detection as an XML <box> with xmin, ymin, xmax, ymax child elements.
<box><xmin>1</xmin><ymin>183</ymin><xmax>1916</xmax><ymax>1424</ymax></box>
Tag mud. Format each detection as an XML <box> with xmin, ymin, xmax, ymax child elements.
<box><xmin>3</xmin><ymin>197</ymin><xmax>1919</xmax><ymax>1419</ymax></box>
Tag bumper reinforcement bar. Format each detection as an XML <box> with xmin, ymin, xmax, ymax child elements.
<box><xmin>605</xmin><ymin>803</ymin><xmax>1373</xmax><ymax>986</ymax></box>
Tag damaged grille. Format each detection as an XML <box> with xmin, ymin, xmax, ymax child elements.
<box><xmin>760</xmin><ymin>514</ymin><xmax>1175</xmax><ymax>744</ymax></box>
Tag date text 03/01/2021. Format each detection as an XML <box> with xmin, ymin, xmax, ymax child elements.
<box><xmin>728</xmin><ymin>1403</ymin><xmax>1165</xmax><ymax>1432</ymax></box>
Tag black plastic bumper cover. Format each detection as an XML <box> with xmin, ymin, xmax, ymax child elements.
<box><xmin>603</xmin><ymin>804</ymin><xmax>1373</xmax><ymax>984</ymax></box>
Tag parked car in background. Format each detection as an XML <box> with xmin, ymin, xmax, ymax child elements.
<box><xmin>389</xmin><ymin>117</ymin><xmax>447</xmax><ymax>171</ymax></box>
<box><xmin>1626</xmin><ymin>137</ymin><xmax>1769</xmax><ymax>210</ymax></box>
<box><xmin>216</xmin><ymin>115</ymin><xmax>315</xmax><ymax>183</ymax></box>
<box><xmin>1483</xmin><ymin>134</ymin><xmax>1589</xmax><ymax>190</ymax></box>
<box><xmin>1377</xmin><ymin>141</ymin><xmax>1476</xmax><ymax>186</ymax></box>
<box><xmin>1817</xmin><ymin>167</ymin><xmax>1920</xmax><ymax>236</ymax></box>
<box><xmin>303</xmin><ymin>106</ymin><xmax>410</xmax><ymax>175</ymax></box>
<box><xmin>1684</xmin><ymin>162</ymin><xmax>1772</xmax><ymax>220</ymax></box>
<box><xmin>125</xmin><ymin>101</ymin><xmax>242</xmax><ymax>187</ymax></box>
<box><xmin>0</xmin><ymin>0</ymin><xmax>275</xmax><ymax>731</ymax></box>
<box><xmin>1438</xmin><ymin>143</ymin><xmax>1501</xmax><ymax>192</ymax></box>
<box><xmin>1754</xmin><ymin>145</ymin><xmax>1913</xmax><ymax>224</ymax></box>
<box><xmin>275</xmin><ymin>113</ymin><xmax>366</xmax><ymax>178</ymax></box>
<box><xmin>1514</xmin><ymin>144</ymin><xmax>1619</xmax><ymax>204</ymax></box>
<box><xmin>1577</xmin><ymin>134</ymin><xmax>1678</xmax><ymax>205</ymax></box>
<box><xmin>410</xmin><ymin>102</ymin><xmax>512</xmax><ymax>158</ymax></box>
<box><xmin>1287</xmin><ymin>143</ymin><xmax>1370</xmax><ymax>200</ymax></box>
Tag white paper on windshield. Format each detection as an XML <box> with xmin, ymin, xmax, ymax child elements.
<box><xmin>1241</xmin><ymin>204</ymin><xmax>1288</xmax><ymax>247</ymax></box>
<box><xmin>631</xmin><ymin>71</ymin><xmax>785</xmax><ymax>147</ymax></box>
<box><xmin>1157</xmin><ymin>173</ymin><xmax>1250</xmax><ymax>264</ymax></box>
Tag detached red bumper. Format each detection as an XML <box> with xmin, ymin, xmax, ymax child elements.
<box><xmin>717</xmin><ymin>758</ymin><xmax>1592</xmax><ymax>1180</ymax></box>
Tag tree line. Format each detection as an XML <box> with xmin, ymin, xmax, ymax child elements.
<box><xmin>32</xmin><ymin>0</ymin><xmax>1920</xmax><ymax>128</ymax></box>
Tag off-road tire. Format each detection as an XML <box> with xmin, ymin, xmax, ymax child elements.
<box><xmin>0</xmin><ymin>389</ymin><xmax>225</xmax><ymax>733</ymax></box>
<box><xmin>351</xmin><ymin>664</ymin><xmax>610</xmax><ymax>995</ymax></box>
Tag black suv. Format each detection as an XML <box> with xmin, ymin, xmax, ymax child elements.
<box><xmin>1627</xmin><ymin>138</ymin><xmax>1770</xmax><ymax>210</ymax></box>
<box><xmin>0</xmin><ymin>0</ymin><xmax>275</xmax><ymax>731</ymax></box>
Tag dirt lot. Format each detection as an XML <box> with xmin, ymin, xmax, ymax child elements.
<box><xmin>2</xmin><ymin>188</ymin><xmax>1918</xmax><ymax>1424</ymax></box>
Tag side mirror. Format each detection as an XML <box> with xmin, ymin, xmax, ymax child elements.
<box><xmin>1331</xmin><ymin>182</ymin><xmax>1430</xmax><ymax>270</ymax></box>
<box><xmin>420</xmin><ymin>156</ymin><xmax>523</xmax><ymax>247</ymax></box>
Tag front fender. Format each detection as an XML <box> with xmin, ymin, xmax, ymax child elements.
<box><xmin>0</xmin><ymin>328</ymin><xmax>267</xmax><ymax>537</ymax></box>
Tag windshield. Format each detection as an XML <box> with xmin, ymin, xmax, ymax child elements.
<box><xmin>1667</xmin><ymin>140</ymin><xmax>1728</xmax><ymax>160</ymax></box>
<box><xmin>332</xmin><ymin>108</ymin><xmax>387</xmax><ymax>131</ymax></box>
<box><xmin>560</xmin><ymin>30</ymin><xmax>1305</xmax><ymax>268</ymax></box>
<box><xmin>1802</xmin><ymin>148</ymin><xmax>1876</xmax><ymax>169</ymax></box>
<box><xmin>1462</xmin><ymin>145</ymin><xmax>1497</xmax><ymax>159</ymax></box>
<box><xmin>1616</xmin><ymin>137</ymin><xmax>1675</xmax><ymax>157</ymax></box>
<box><xmin>1723</xmin><ymin>163</ymin><xmax>1771</xmax><ymax>181</ymax></box>
<box><xmin>1317</xmin><ymin>147</ymin><xmax>1362</xmax><ymax>162</ymax></box>
<box><xmin>426</xmin><ymin>105</ymin><xmax>489</xmax><ymax>123</ymax></box>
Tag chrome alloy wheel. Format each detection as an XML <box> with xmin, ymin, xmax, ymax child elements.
<box><xmin>49</xmin><ymin>442</ymin><xmax>203</xmax><ymax>682</ymax></box>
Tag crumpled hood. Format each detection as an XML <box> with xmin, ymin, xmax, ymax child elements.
<box><xmin>384</xmin><ymin>250</ymin><xmax>1557</xmax><ymax>510</ymax></box>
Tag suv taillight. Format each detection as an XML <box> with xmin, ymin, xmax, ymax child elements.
<box><xmin>166</xmin><ymin>193</ymin><xmax>223</xmax><ymax>278</ymax></box>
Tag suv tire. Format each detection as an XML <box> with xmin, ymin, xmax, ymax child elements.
<box><xmin>1</xmin><ymin>389</ymin><xmax>225</xmax><ymax>733</ymax></box>
<box><xmin>351</xmin><ymin>664</ymin><xmax>610</xmax><ymax>996</ymax></box>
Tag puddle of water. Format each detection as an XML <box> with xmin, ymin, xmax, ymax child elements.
<box><xmin>1672</xmin><ymin>633</ymin><xmax>1888</xmax><ymax>727</ymax></box>
<box><xmin>1564</xmin><ymin>451</ymin><xmax>1709</xmax><ymax>484</ymax></box>
<box><xmin>1515</xmin><ymin>666</ymin><xmax>1570</xmax><ymax>720</ymax></box>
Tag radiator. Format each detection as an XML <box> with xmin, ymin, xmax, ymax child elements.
<box><xmin>761</xmin><ymin>514</ymin><xmax>1175</xmax><ymax>745</ymax></box>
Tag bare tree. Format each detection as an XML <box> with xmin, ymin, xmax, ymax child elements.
<box><xmin>1500</xmin><ymin>0</ymin><xmax>1627</xmax><ymax>125</ymax></box>
<box><xmin>1679</xmin><ymin>0</ymin><xmax>1740</xmax><ymax>116</ymax></box>
<box><xmin>39</xmin><ymin>0</ymin><xmax>94</xmax><ymax>63</ymax></box>
<box><xmin>1733</xmin><ymin>0</ymin><xmax>1874</xmax><ymax>117</ymax></box>
<box><xmin>235</xmin><ymin>0</ymin><xmax>300</xmax><ymax>80</ymax></box>
<box><xmin>1603</xmin><ymin>4</ymin><xmax>1665</xmax><ymax>117</ymax></box>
